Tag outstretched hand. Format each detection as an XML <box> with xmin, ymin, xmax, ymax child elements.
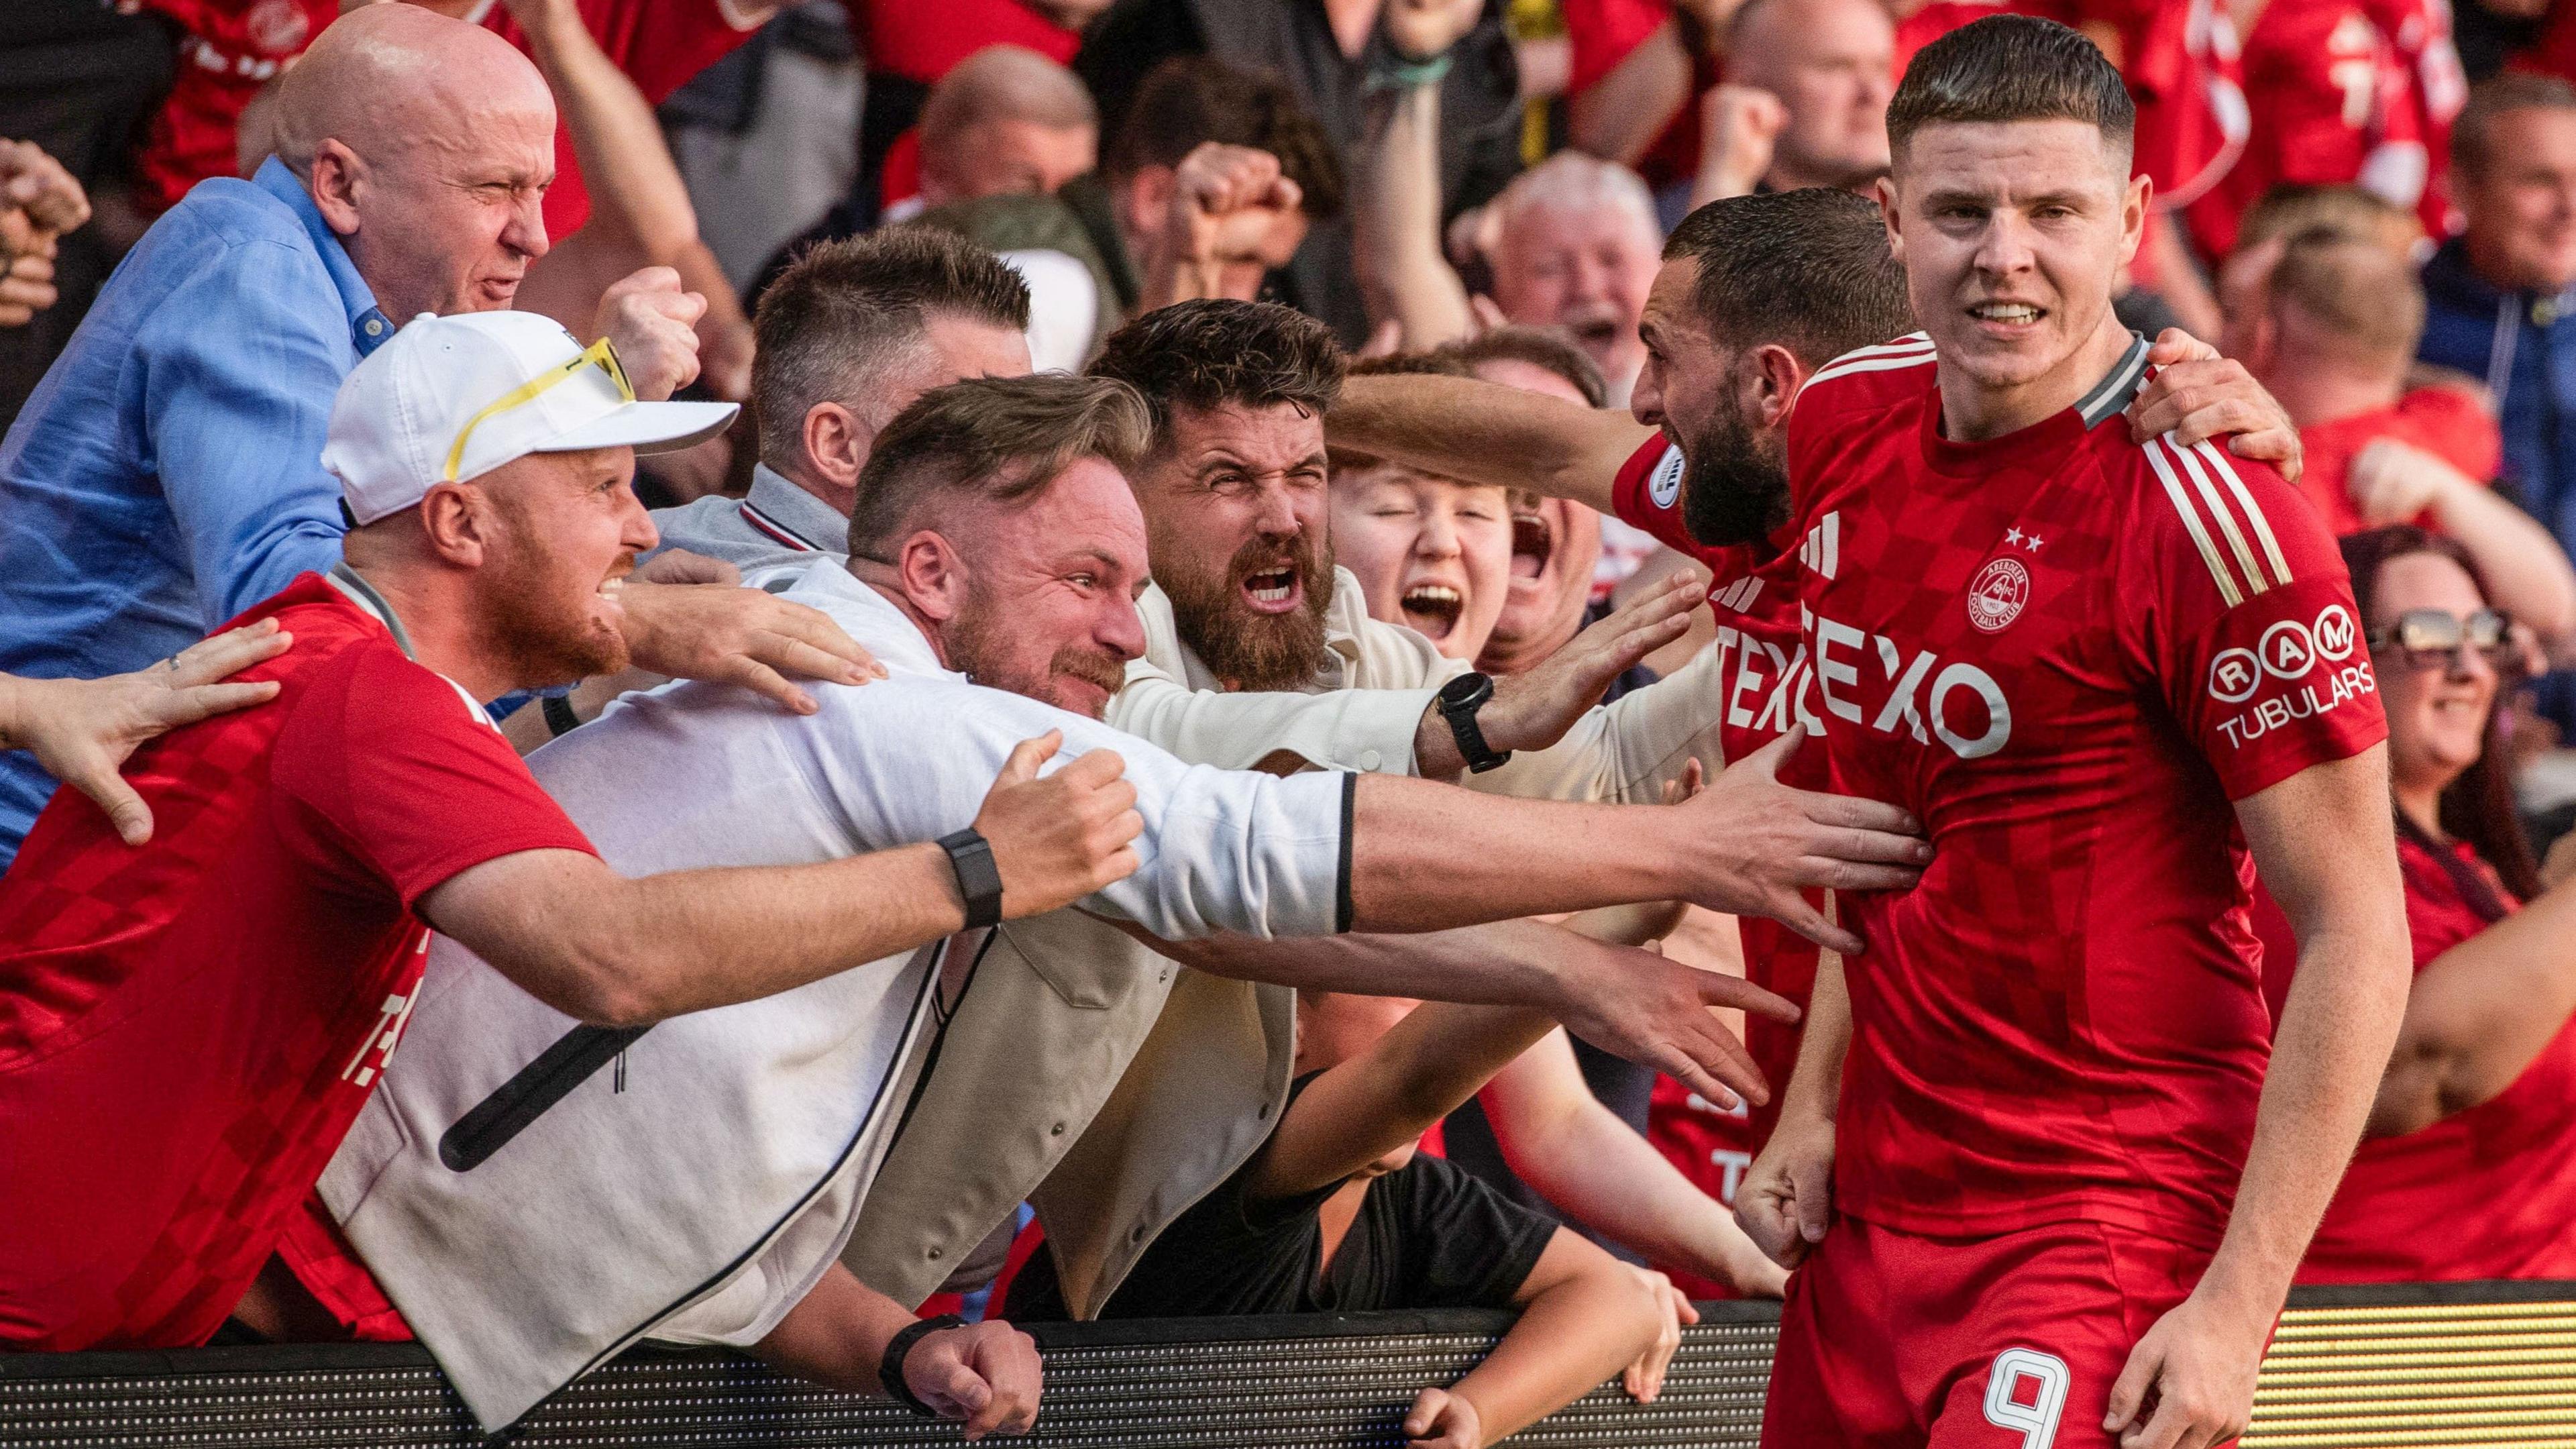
<box><xmin>1667</xmin><ymin>725</ymin><xmax>1927</xmax><ymax>955</ymax></box>
<box><xmin>1473</xmin><ymin>570</ymin><xmax>1699</xmax><ymax>758</ymax></box>
<box><xmin>614</xmin><ymin>576</ymin><xmax>883</xmax><ymax>714</ymax></box>
<box><xmin>904</xmin><ymin>1319</ymin><xmax>1043</xmax><ymax>1441</ymax></box>
<box><xmin>1548</xmin><ymin>930</ymin><xmax>1799</xmax><ymax>1110</ymax></box>
<box><xmin>2</xmin><ymin>621</ymin><xmax>292</xmax><ymax>845</ymax></box>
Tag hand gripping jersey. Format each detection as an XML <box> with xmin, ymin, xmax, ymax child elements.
<box><xmin>1610</xmin><ymin>437</ymin><xmax>1824</xmax><ymax>1161</ymax></box>
<box><xmin>1786</xmin><ymin>332</ymin><xmax>2386</xmax><ymax>1246</ymax></box>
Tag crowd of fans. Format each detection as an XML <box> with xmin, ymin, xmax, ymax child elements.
<box><xmin>2</xmin><ymin>0</ymin><xmax>2575</xmax><ymax>1442</ymax></box>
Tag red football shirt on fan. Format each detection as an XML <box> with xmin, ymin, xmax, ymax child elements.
<box><xmin>2364</xmin><ymin>0</ymin><xmax>2467</xmax><ymax>237</ymax></box>
<box><xmin>2188</xmin><ymin>0</ymin><xmax>2422</xmax><ymax>260</ymax></box>
<box><xmin>482</xmin><ymin>0</ymin><xmax>765</xmax><ymax>242</ymax></box>
<box><xmin>1562</xmin><ymin>0</ymin><xmax>1719</xmax><ymax>193</ymax></box>
<box><xmin>1894</xmin><ymin>0</ymin><xmax>2074</xmax><ymax>76</ymax></box>
<box><xmin>0</xmin><ymin>572</ymin><xmax>596</xmax><ymax>1352</ymax></box>
<box><xmin>2296</xmin><ymin>386</ymin><xmax>2504</xmax><ymax>537</ymax></box>
<box><xmin>2299</xmin><ymin>835</ymin><xmax>2576</xmax><ymax>1282</ymax></box>
<box><xmin>1611</xmin><ymin>435</ymin><xmax>1826</xmax><ymax>1164</ymax></box>
<box><xmin>1787</xmin><ymin>331</ymin><xmax>2387</xmax><ymax>1248</ymax></box>
<box><xmin>132</xmin><ymin>0</ymin><xmax>339</xmax><ymax>214</ymax></box>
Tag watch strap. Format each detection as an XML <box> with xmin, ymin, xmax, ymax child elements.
<box><xmin>542</xmin><ymin>693</ymin><xmax>582</xmax><ymax>737</ymax></box>
<box><xmin>879</xmin><ymin>1313</ymin><xmax>966</xmax><ymax>1416</ymax></box>
<box><xmin>938</xmin><ymin>828</ymin><xmax>1005</xmax><ymax>930</ymax></box>
<box><xmin>1439</xmin><ymin>680</ymin><xmax>1510</xmax><ymax>773</ymax></box>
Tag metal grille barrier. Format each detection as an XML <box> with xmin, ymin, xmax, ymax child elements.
<box><xmin>1</xmin><ymin>1283</ymin><xmax>2569</xmax><ymax>1446</ymax></box>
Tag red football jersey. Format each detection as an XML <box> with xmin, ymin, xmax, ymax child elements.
<box><xmin>483</xmin><ymin>0</ymin><xmax>763</xmax><ymax>243</ymax></box>
<box><xmin>2300</xmin><ymin>837</ymin><xmax>2576</xmax><ymax>1281</ymax></box>
<box><xmin>1644</xmin><ymin>1076</ymin><xmax>1759</xmax><ymax>1298</ymax></box>
<box><xmin>2296</xmin><ymin>386</ymin><xmax>2504</xmax><ymax>537</ymax></box>
<box><xmin>132</xmin><ymin>0</ymin><xmax>339</xmax><ymax>213</ymax></box>
<box><xmin>2188</xmin><ymin>0</ymin><xmax>2423</xmax><ymax>260</ymax></box>
<box><xmin>2363</xmin><ymin>0</ymin><xmax>2467</xmax><ymax>237</ymax></box>
<box><xmin>0</xmin><ymin>573</ymin><xmax>595</xmax><ymax>1351</ymax></box>
<box><xmin>1611</xmin><ymin>435</ymin><xmax>1824</xmax><ymax>1155</ymax></box>
<box><xmin>1786</xmin><ymin>332</ymin><xmax>2387</xmax><ymax>1246</ymax></box>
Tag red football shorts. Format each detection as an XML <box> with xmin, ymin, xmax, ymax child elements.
<box><xmin>1761</xmin><ymin>1214</ymin><xmax>2230</xmax><ymax>1448</ymax></box>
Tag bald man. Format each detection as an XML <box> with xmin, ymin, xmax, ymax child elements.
<box><xmin>911</xmin><ymin>44</ymin><xmax>1099</xmax><ymax>213</ymax></box>
<box><xmin>1713</xmin><ymin>0</ymin><xmax>1898</xmax><ymax>195</ymax></box>
<box><xmin>0</xmin><ymin>3</ymin><xmax>848</xmax><ymax>868</ymax></box>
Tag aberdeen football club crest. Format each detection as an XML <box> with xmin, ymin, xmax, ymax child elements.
<box><xmin>1966</xmin><ymin>557</ymin><xmax>2030</xmax><ymax>633</ymax></box>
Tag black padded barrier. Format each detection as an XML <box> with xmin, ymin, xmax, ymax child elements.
<box><xmin>1</xmin><ymin>1283</ymin><xmax>2570</xmax><ymax>1446</ymax></box>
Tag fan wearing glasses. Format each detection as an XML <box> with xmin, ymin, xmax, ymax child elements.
<box><xmin>2290</xmin><ymin>524</ymin><xmax>2576</xmax><ymax>1286</ymax></box>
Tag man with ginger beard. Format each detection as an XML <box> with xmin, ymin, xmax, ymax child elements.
<box><xmin>0</xmin><ymin>312</ymin><xmax>1150</xmax><ymax>1362</ymax></box>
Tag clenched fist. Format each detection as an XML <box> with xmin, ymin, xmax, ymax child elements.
<box><xmin>902</xmin><ymin>1318</ymin><xmax>1043</xmax><ymax>1441</ymax></box>
<box><xmin>593</xmin><ymin>266</ymin><xmax>706</xmax><ymax>401</ymax></box>
<box><xmin>1171</xmin><ymin>143</ymin><xmax>1306</xmax><ymax>272</ymax></box>
<box><xmin>972</xmin><ymin>731</ymin><xmax>1145</xmax><ymax>919</ymax></box>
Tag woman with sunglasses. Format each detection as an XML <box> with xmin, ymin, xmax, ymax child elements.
<box><xmin>2296</xmin><ymin>525</ymin><xmax>2576</xmax><ymax>1284</ymax></box>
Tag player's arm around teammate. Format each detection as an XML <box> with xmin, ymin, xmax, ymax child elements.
<box><xmin>2101</xmin><ymin>756</ymin><xmax>2410</xmax><ymax>1449</ymax></box>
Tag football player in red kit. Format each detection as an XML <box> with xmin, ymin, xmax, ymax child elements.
<box><xmin>1325</xmin><ymin>184</ymin><xmax>2303</xmax><ymax>1302</ymax></box>
<box><xmin>1735</xmin><ymin>17</ymin><xmax>2412</xmax><ymax>1449</ymax></box>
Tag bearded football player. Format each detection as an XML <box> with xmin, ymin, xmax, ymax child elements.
<box><xmin>1734</xmin><ymin>17</ymin><xmax>2412</xmax><ymax>1449</ymax></box>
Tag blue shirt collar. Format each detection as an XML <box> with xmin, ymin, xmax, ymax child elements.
<box><xmin>254</xmin><ymin>156</ymin><xmax>394</xmax><ymax>358</ymax></box>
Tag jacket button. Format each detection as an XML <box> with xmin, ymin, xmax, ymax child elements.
<box><xmin>1130</xmin><ymin>1225</ymin><xmax>1146</xmax><ymax>1243</ymax></box>
<box><xmin>1258</xmin><ymin>1100</ymin><xmax>1272</xmax><ymax>1120</ymax></box>
<box><xmin>926</xmin><ymin>1246</ymin><xmax>943</xmax><ymax>1260</ymax></box>
<box><xmin>1358</xmin><ymin>749</ymin><xmax>1383</xmax><ymax>770</ymax></box>
<box><xmin>1051</xmin><ymin>1121</ymin><xmax>1065</xmax><ymax>1136</ymax></box>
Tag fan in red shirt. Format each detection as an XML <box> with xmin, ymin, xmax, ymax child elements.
<box><xmin>131</xmin><ymin>0</ymin><xmax>339</xmax><ymax>214</ymax></box>
<box><xmin>2293</xmin><ymin>528</ymin><xmax>2576</xmax><ymax>1285</ymax></box>
<box><xmin>2188</xmin><ymin>0</ymin><xmax>2425</xmax><ymax>261</ymax></box>
<box><xmin>0</xmin><ymin>309</ymin><xmax>1134</xmax><ymax>1356</ymax></box>
<box><xmin>1737</xmin><ymin>19</ymin><xmax>2410</xmax><ymax>1449</ymax></box>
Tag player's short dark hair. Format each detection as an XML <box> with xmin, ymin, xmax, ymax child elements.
<box><xmin>1437</xmin><ymin>326</ymin><xmax>1609</xmax><ymax>408</ymax></box>
<box><xmin>1106</xmin><ymin>56</ymin><xmax>1346</xmax><ymax>222</ymax></box>
<box><xmin>1086</xmin><ymin>298</ymin><xmax>1346</xmax><ymax>443</ymax></box>
<box><xmin>849</xmin><ymin>373</ymin><xmax>1152</xmax><ymax>559</ymax></box>
<box><xmin>2453</xmin><ymin>72</ymin><xmax>2576</xmax><ymax>178</ymax></box>
<box><xmin>1663</xmin><ymin>189</ymin><xmax>1915</xmax><ymax>368</ymax></box>
<box><xmin>752</xmin><ymin>230</ymin><xmax>1031</xmax><ymax>467</ymax></box>
<box><xmin>1885</xmin><ymin>15</ymin><xmax>2135</xmax><ymax>162</ymax></box>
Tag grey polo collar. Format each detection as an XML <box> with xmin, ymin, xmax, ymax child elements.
<box><xmin>740</xmin><ymin>464</ymin><xmax>847</xmax><ymax>556</ymax></box>
<box><xmin>327</xmin><ymin>561</ymin><xmax>417</xmax><ymax>659</ymax></box>
<box><xmin>2075</xmin><ymin>333</ymin><xmax>2152</xmax><ymax>430</ymax></box>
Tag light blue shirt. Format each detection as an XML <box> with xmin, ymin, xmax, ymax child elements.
<box><xmin>0</xmin><ymin>157</ymin><xmax>391</xmax><ymax>864</ymax></box>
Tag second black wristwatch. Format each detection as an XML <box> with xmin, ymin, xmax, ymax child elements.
<box><xmin>937</xmin><ymin>828</ymin><xmax>1004</xmax><ymax>930</ymax></box>
<box><xmin>1433</xmin><ymin>671</ymin><xmax>1511</xmax><ymax>773</ymax></box>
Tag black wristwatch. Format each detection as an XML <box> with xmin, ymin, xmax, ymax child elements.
<box><xmin>879</xmin><ymin>1312</ymin><xmax>965</xmax><ymax>1416</ymax></box>
<box><xmin>1433</xmin><ymin>671</ymin><xmax>1511</xmax><ymax>773</ymax></box>
<box><xmin>938</xmin><ymin>828</ymin><xmax>1004</xmax><ymax>930</ymax></box>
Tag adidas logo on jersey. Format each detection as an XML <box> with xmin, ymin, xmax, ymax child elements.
<box><xmin>1712</xmin><ymin>576</ymin><xmax>1764</xmax><ymax>612</ymax></box>
<box><xmin>1800</xmin><ymin>512</ymin><xmax>1842</xmax><ymax>580</ymax></box>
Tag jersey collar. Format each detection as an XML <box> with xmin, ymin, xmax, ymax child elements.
<box><xmin>327</xmin><ymin>561</ymin><xmax>418</xmax><ymax>658</ymax></box>
<box><xmin>2074</xmin><ymin>332</ymin><xmax>2152</xmax><ymax>431</ymax></box>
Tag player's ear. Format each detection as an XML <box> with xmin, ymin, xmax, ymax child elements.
<box><xmin>2118</xmin><ymin>168</ymin><xmax>2151</xmax><ymax>268</ymax></box>
<box><xmin>1875</xmin><ymin>174</ymin><xmax>1904</xmax><ymax>265</ymax></box>
<box><xmin>1749</xmin><ymin>343</ymin><xmax>1805</xmax><ymax>430</ymax></box>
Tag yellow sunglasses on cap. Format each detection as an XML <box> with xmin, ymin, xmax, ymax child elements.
<box><xmin>441</xmin><ymin>335</ymin><xmax>635</xmax><ymax>483</ymax></box>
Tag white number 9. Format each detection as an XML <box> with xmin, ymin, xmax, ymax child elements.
<box><xmin>1982</xmin><ymin>1347</ymin><xmax>2070</xmax><ymax>1448</ymax></box>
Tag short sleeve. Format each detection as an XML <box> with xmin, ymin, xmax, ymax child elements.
<box><xmin>272</xmin><ymin>644</ymin><xmax>598</xmax><ymax>907</ymax></box>
<box><xmin>2125</xmin><ymin>436</ymin><xmax>2388</xmax><ymax>800</ymax></box>
<box><xmin>1608</xmin><ymin>434</ymin><xmax>1701</xmax><ymax>557</ymax></box>
<box><xmin>1561</xmin><ymin>0</ymin><xmax>1675</xmax><ymax>95</ymax></box>
<box><xmin>1381</xmin><ymin>1155</ymin><xmax>1559</xmax><ymax>1310</ymax></box>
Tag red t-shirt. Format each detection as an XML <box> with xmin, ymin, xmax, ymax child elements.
<box><xmin>0</xmin><ymin>574</ymin><xmax>596</xmax><ymax>1351</ymax></box>
<box><xmin>854</xmin><ymin>0</ymin><xmax>1079</xmax><ymax>83</ymax></box>
<box><xmin>2296</xmin><ymin>386</ymin><xmax>2504</xmax><ymax>537</ymax></box>
<box><xmin>2300</xmin><ymin>838</ymin><xmax>2576</xmax><ymax>1281</ymax></box>
<box><xmin>2364</xmin><ymin>0</ymin><xmax>2467</xmax><ymax>237</ymax></box>
<box><xmin>482</xmin><ymin>0</ymin><xmax>764</xmax><ymax>243</ymax></box>
<box><xmin>132</xmin><ymin>0</ymin><xmax>339</xmax><ymax>213</ymax></box>
<box><xmin>1787</xmin><ymin>331</ymin><xmax>2387</xmax><ymax>1247</ymax></box>
<box><xmin>2188</xmin><ymin>0</ymin><xmax>2422</xmax><ymax>261</ymax></box>
<box><xmin>1643</xmin><ymin>1077</ymin><xmax>1758</xmax><ymax>1298</ymax></box>
<box><xmin>1562</xmin><ymin>0</ymin><xmax>1717</xmax><ymax>192</ymax></box>
<box><xmin>1611</xmin><ymin>435</ymin><xmax>1825</xmax><ymax>1163</ymax></box>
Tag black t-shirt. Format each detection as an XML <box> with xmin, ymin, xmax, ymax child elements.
<box><xmin>1008</xmin><ymin>1079</ymin><xmax>1558</xmax><ymax>1322</ymax></box>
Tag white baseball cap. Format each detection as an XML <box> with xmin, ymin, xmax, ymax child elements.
<box><xmin>323</xmin><ymin>310</ymin><xmax>738</xmax><ymax>526</ymax></box>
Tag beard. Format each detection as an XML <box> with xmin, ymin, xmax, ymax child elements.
<box><xmin>478</xmin><ymin>506</ymin><xmax>631</xmax><ymax>689</ymax></box>
<box><xmin>949</xmin><ymin>590</ymin><xmax>1132</xmax><ymax>720</ymax></box>
<box><xmin>1678</xmin><ymin>387</ymin><xmax>1792</xmax><ymax>551</ymax></box>
<box><xmin>1155</xmin><ymin>527</ymin><xmax>1336</xmax><ymax>693</ymax></box>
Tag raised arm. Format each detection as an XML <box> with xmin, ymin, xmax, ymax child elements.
<box><xmin>2104</xmin><ymin>749</ymin><xmax>2410</xmax><ymax>1449</ymax></box>
<box><xmin>1352</xmin><ymin>1</ymin><xmax>1481</xmax><ymax>351</ymax></box>
<box><xmin>422</xmin><ymin>735</ymin><xmax>1141</xmax><ymax>1026</ymax></box>
<box><xmin>1330</xmin><ymin>372</ymin><xmax>1656</xmax><ymax>516</ymax></box>
<box><xmin>2371</xmin><ymin>866</ymin><xmax>2576</xmax><ymax>1136</ymax></box>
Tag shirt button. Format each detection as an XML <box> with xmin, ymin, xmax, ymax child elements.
<box><xmin>363</xmin><ymin>317</ymin><xmax>384</xmax><ymax>336</ymax></box>
<box><xmin>1358</xmin><ymin>749</ymin><xmax>1382</xmax><ymax>770</ymax></box>
<box><xmin>1130</xmin><ymin>1225</ymin><xmax>1147</xmax><ymax>1243</ymax></box>
<box><xmin>926</xmin><ymin>1246</ymin><xmax>943</xmax><ymax>1260</ymax></box>
<box><xmin>1258</xmin><ymin>1100</ymin><xmax>1273</xmax><ymax>1120</ymax></box>
<box><xmin>1051</xmin><ymin>1121</ymin><xmax>1066</xmax><ymax>1136</ymax></box>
